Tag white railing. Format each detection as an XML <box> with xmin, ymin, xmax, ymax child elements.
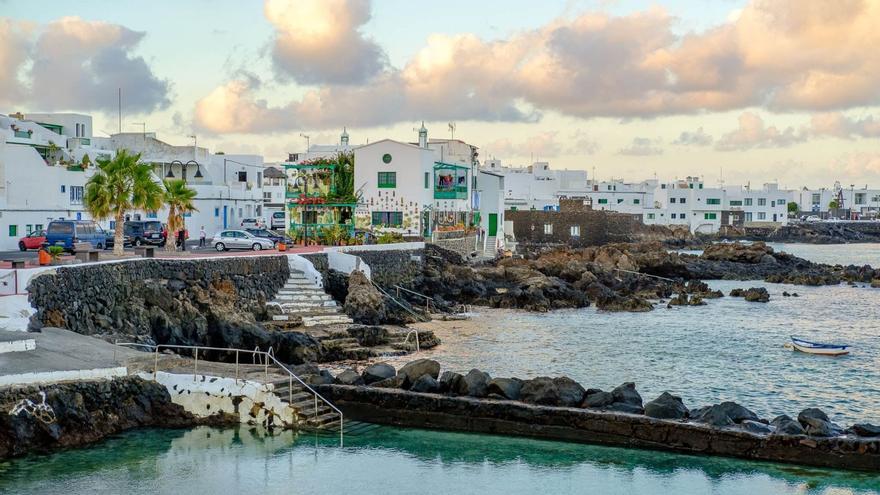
<box><xmin>402</xmin><ymin>329</ymin><xmax>420</xmax><ymax>353</ymax></box>
<box><xmin>115</xmin><ymin>342</ymin><xmax>343</xmax><ymax>443</ymax></box>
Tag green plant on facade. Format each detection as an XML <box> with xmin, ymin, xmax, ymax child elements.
<box><xmin>81</xmin><ymin>154</ymin><xmax>91</xmax><ymax>169</ymax></box>
<box><xmin>162</xmin><ymin>179</ymin><xmax>198</xmax><ymax>252</ymax></box>
<box><xmin>829</xmin><ymin>199</ymin><xmax>840</xmax><ymax>210</ymax></box>
<box><xmin>318</xmin><ymin>224</ymin><xmax>350</xmax><ymax>245</ymax></box>
<box><xmin>331</xmin><ymin>151</ymin><xmax>356</xmax><ymax>203</ymax></box>
<box><xmin>84</xmin><ymin>149</ymin><xmax>164</xmax><ymax>256</ymax></box>
<box><xmin>377</xmin><ymin>232</ymin><xmax>404</xmax><ymax>244</ymax></box>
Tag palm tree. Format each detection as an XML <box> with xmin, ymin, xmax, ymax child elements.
<box><xmin>163</xmin><ymin>179</ymin><xmax>198</xmax><ymax>252</ymax></box>
<box><xmin>84</xmin><ymin>149</ymin><xmax>163</xmax><ymax>256</ymax></box>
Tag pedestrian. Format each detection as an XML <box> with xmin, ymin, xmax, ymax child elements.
<box><xmin>199</xmin><ymin>226</ymin><xmax>206</xmax><ymax>248</ymax></box>
<box><xmin>177</xmin><ymin>228</ymin><xmax>186</xmax><ymax>251</ymax></box>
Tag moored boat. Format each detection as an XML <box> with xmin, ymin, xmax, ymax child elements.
<box><xmin>789</xmin><ymin>336</ymin><xmax>850</xmax><ymax>356</ymax></box>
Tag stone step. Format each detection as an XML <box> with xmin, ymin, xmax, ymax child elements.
<box><xmin>308</xmin><ymin>412</ymin><xmax>341</xmax><ymax>426</ymax></box>
<box><xmin>278</xmin><ymin>287</ymin><xmax>328</xmax><ymax>295</ymax></box>
<box><xmin>303</xmin><ymin>315</ymin><xmax>354</xmax><ymax>327</ymax></box>
<box><xmin>274</xmin><ymin>293</ymin><xmax>334</xmax><ymax>302</ymax></box>
<box><xmin>280</xmin><ymin>307</ymin><xmax>341</xmax><ymax>316</ymax></box>
<box><xmin>0</xmin><ymin>338</ymin><xmax>37</xmax><ymax>355</ymax></box>
<box><xmin>275</xmin><ymin>300</ymin><xmax>337</xmax><ymax>308</ymax></box>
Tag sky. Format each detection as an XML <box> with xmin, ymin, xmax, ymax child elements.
<box><xmin>2</xmin><ymin>0</ymin><xmax>880</xmax><ymax>188</ymax></box>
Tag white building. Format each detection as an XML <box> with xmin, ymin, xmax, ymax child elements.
<box><xmin>0</xmin><ymin>112</ymin><xmax>111</xmax><ymax>250</ymax></box>
<box><xmin>792</xmin><ymin>182</ymin><xmax>880</xmax><ymax>218</ymax></box>
<box><xmin>96</xmin><ymin>133</ymin><xmax>265</xmax><ymax>236</ymax></box>
<box><xmin>583</xmin><ymin>179</ymin><xmax>656</xmax><ymax>215</ymax></box>
<box><xmin>475</xmin><ymin>170</ymin><xmax>505</xmax><ymax>252</ymax></box>
<box><xmin>262</xmin><ymin>165</ymin><xmax>286</xmax><ymax>227</ymax></box>
<box><xmin>481</xmin><ymin>159</ymin><xmax>589</xmax><ymax>211</ymax></box>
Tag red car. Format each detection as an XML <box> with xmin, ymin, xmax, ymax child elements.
<box><xmin>19</xmin><ymin>230</ymin><xmax>46</xmax><ymax>251</ymax></box>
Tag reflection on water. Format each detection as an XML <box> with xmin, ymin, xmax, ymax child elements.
<box><xmin>0</xmin><ymin>426</ymin><xmax>878</xmax><ymax>495</ymax></box>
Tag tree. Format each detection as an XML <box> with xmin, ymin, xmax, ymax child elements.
<box><xmin>162</xmin><ymin>179</ymin><xmax>198</xmax><ymax>252</ymax></box>
<box><xmin>85</xmin><ymin>149</ymin><xmax>163</xmax><ymax>256</ymax></box>
<box><xmin>829</xmin><ymin>199</ymin><xmax>840</xmax><ymax>210</ymax></box>
<box><xmin>787</xmin><ymin>201</ymin><xmax>799</xmax><ymax>216</ymax></box>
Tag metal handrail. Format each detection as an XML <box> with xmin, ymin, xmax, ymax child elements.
<box><xmin>370</xmin><ymin>279</ymin><xmax>429</xmax><ymax>322</ymax></box>
<box><xmin>612</xmin><ymin>267</ymin><xmax>676</xmax><ymax>282</ymax></box>
<box><xmin>393</xmin><ymin>285</ymin><xmax>437</xmax><ymax>314</ymax></box>
<box><xmin>115</xmin><ymin>342</ymin><xmax>343</xmax><ymax>443</ymax></box>
<box><xmin>402</xmin><ymin>329</ymin><xmax>420</xmax><ymax>353</ymax></box>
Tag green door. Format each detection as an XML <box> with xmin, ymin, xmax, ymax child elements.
<box><xmin>488</xmin><ymin>213</ymin><xmax>498</xmax><ymax>236</ymax></box>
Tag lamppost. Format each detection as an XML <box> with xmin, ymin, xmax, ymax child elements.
<box><xmin>165</xmin><ymin>160</ymin><xmax>203</xmax><ymax>182</ymax></box>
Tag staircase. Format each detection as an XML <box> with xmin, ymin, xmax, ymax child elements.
<box><xmin>270</xmin><ymin>270</ymin><xmax>352</xmax><ymax>327</ymax></box>
<box><xmin>482</xmin><ymin>235</ymin><xmax>498</xmax><ymax>258</ymax></box>
<box><xmin>271</xmin><ymin>378</ymin><xmax>343</xmax><ymax>430</ymax></box>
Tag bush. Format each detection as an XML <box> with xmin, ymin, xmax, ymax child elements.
<box><xmin>377</xmin><ymin>232</ymin><xmax>404</xmax><ymax>244</ymax></box>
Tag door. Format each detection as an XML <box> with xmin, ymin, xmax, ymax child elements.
<box><xmin>223</xmin><ymin>206</ymin><xmax>228</xmax><ymax>229</ymax></box>
<box><xmin>488</xmin><ymin>213</ymin><xmax>498</xmax><ymax>236</ymax></box>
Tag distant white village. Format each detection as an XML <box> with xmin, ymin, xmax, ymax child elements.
<box><xmin>1</xmin><ymin>110</ymin><xmax>879</xmax><ymax>252</ymax></box>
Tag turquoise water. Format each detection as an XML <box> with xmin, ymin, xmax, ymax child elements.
<box><xmin>1</xmin><ymin>426</ymin><xmax>878</xmax><ymax>494</ymax></box>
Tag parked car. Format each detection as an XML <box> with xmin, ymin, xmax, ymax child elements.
<box><xmin>124</xmin><ymin>220</ymin><xmax>166</xmax><ymax>246</ymax></box>
<box><xmin>244</xmin><ymin>228</ymin><xmax>291</xmax><ymax>247</ymax></box>
<box><xmin>805</xmin><ymin>215</ymin><xmax>821</xmax><ymax>222</ymax></box>
<box><xmin>104</xmin><ymin>229</ymin><xmax>132</xmax><ymax>249</ymax></box>
<box><xmin>240</xmin><ymin>217</ymin><xmax>266</xmax><ymax>229</ymax></box>
<box><xmin>44</xmin><ymin>220</ymin><xmax>106</xmax><ymax>252</ymax></box>
<box><xmin>18</xmin><ymin>230</ymin><xmax>46</xmax><ymax>251</ymax></box>
<box><xmin>212</xmin><ymin>230</ymin><xmax>275</xmax><ymax>251</ymax></box>
<box><xmin>270</xmin><ymin>211</ymin><xmax>286</xmax><ymax>230</ymax></box>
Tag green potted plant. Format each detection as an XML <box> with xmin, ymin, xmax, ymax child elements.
<box><xmin>47</xmin><ymin>246</ymin><xmax>65</xmax><ymax>265</ymax></box>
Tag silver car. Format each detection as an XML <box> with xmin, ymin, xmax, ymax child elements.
<box><xmin>212</xmin><ymin>230</ymin><xmax>275</xmax><ymax>251</ymax></box>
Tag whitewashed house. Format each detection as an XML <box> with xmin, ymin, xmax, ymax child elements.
<box><xmin>482</xmin><ymin>159</ymin><xmax>589</xmax><ymax>211</ymax></box>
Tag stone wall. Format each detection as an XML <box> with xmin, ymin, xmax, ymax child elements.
<box><xmin>430</xmin><ymin>236</ymin><xmax>478</xmax><ymax>259</ymax></box>
<box><xmin>318</xmin><ymin>385</ymin><xmax>880</xmax><ymax>472</ymax></box>
<box><xmin>506</xmin><ymin>209</ymin><xmax>641</xmax><ymax>247</ymax></box>
<box><xmin>27</xmin><ymin>256</ymin><xmax>289</xmax><ymax>338</ymax></box>
<box><xmin>335</xmin><ymin>247</ymin><xmax>425</xmax><ymax>288</ymax></box>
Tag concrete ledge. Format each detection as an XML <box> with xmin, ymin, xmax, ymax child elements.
<box><xmin>0</xmin><ymin>366</ymin><xmax>127</xmax><ymax>387</ymax></box>
<box><xmin>317</xmin><ymin>384</ymin><xmax>880</xmax><ymax>472</ymax></box>
<box><xmin>0</xmin><ymin>339</ymin><xmax>36</xmax><ymax>354</ymax></box>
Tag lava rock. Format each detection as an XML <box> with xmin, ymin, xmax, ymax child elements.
<box><xmin>553</xmin><ymin>377</ymin><xmax>586</xmax><ymax>407</ymax></box>
<box><xmin>519</xmin><ymin>377</ymin><xmax>560</xmax><ymax>406</ymax></box>
<box><xmin>740</xmin><ymin>420</ymin><xmax>773</xmax><ymax>434</ymax></box>
<box><xmin>691</xmin><ymin>402</ymin><xmax>758</xmax><ymax>426</ymax></box>
<box><xmin>361</xmin><ymin>363</ymin><xmax>396</xmax><ymax>385</ymax></box>
<box><xmin>438</xmin><ymin>371</ymin><xmax>464</xmax><ymax>394</ymax></box>
<box><xmin>343</xmin><ymin>270</ymin><xmax>387</xmax><ymax>325</ymax></box>
<box><xmin>334</xmin><ymin>369</ymin><xmax>365</xmax><ymax>386</ymax></box>
<box><xmin>583</xmin><ymin>390</ymin><xmax>614</xmax><ymax>408</ymax></box>
<box><xmin>399</xmin><ymin>359</ymin><xmax>441</xmax><ymax>383</ymax></box>
<box><xmin>371</xmin><ymin>375</ymin><xmax>409</xmax><ymax>389</ymax></box>
<box><xmin>798</xmin><ymin>408</ymin><xmax>841</xmax><ymax>437</ymax></box>
<box><xmin>347</xmin><ymin>325</ymin><xmax>390</xmax><ymax>347</ymax></box>
<box><xmin>462</xmin><ymin>369</ymin><xmax>492</xmax><ymax>398</ymax></box>
<box><xmin>410</xmin><ymin>374</ymin><xmax>440</xmax><ymax>393</ymax></box>
<box><xmin>611</xmin><ymin>382</ymin><xmax>643</xmax><ymax>408</ymax></box>
<box><xmin>847</xmin><ymin>423</ymin><xmax>880</xmax><ymax>437</ymax></box>
<box><xmin>487</xmin><ymin>378</ymin><xmax>523</xmax><ymax>400</ymax></box>
<box><xmin>743</xmin><ymin>287</ymin><xmax>770</xmax><ymax>302</ymax></box>
<box><xmin>771</xmin><ymin>415</ymin><xmax>806</xmax><ymax>435</ymax></box>
<box><xmin>644</xmin><ymin>392</ymin><xmax>689</xmax><ymax>420</ymax></box>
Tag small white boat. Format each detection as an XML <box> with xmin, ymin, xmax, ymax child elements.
<box><xmin>788</xmin><ymin>336</ymin><xmax>850</xmax><ymax>356</ymax></box>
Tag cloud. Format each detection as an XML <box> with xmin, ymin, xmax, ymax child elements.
<box><xmin>618</xmin><ymin>137</ymin><xmax>663</xmax><ymax>156</ymax></box>
<box><xmin>569</xmin><ymin>129</ymin><xmax>600</xmax><ymax>155</ymax></box>
<box><xmin>673</xmin><ymin>127</ymin><xmax>713</xmax><ymax>146</ymax></box>
<box><xmin>483</xmin><ymin>131</ymin><xmax>566</xmax><ymax>160</ymax></box>
<box><xmin>265</xmin><ymin>0</ymin><xmax>386</xmax><ymax>85</ymax></box>
<box><xmin>834</xmin><ymin>152</ymin><xmax>880</xmax><ymax>178</ymax></box>
<box><xmin>197</xmin><ymin>0</ymin><xmax>880</xmax><ymax>133</ymax></box>
<box><xmin>809</xmin><ymin>112</ymin><xmax>880</xmax><ymax>139</ymax></box>
<box><xmin>715</xmin><ymin>112</ymin><xmax>807</xmax><ymax>151</ymax></box>
<box><xmin>0</xmin><ymin>16</ymin><xmax>170</xmax><ymax>113</ymax></box>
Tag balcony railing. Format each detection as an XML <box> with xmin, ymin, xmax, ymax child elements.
<box><xmin>434</xmin><ymin>187</ymin><xmax>468</xmax><ymax>200</ymax></box>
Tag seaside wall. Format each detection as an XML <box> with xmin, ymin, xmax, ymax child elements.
<box><xmin>143</xmin><ymin>372</ymin><xmax>297</xmax><ymax>428</ymax></box>
<box><xmin>318</xmin><ymin>385</ymin><xmax>880</xmax><ymax>472</ymax></box>
<box><xmin>506</xmin><ymin>208</ymin><xmax>642</xmax><ymax>247</ymax></box>
<box><xmin>322</xmin><ymin>243</ymin><xmax>426</xmax><ymax>288</ymax></box>
<box><xmin>26</xmin><ymin>255</ymin><xmax>289</xmax><ymax>336</ymax></box>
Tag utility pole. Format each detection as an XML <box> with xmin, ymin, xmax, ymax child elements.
<box><xmin>118</xmin><ymin>88</ymin><xmax>122</xmax><ymax>134</ymax></box>
<box><xmin>300</xmin><ymin>133</ymin><xmax>310</xmax><ymax>155</ymax></box>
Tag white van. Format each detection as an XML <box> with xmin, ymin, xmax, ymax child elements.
<box><xmin>270</xmin><ymin>211</ymin><xmax>286</xmax><ymax>229</ymax></box>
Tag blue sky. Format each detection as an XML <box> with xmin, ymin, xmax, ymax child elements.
<box><xmin>2</xmin><ymin>0</ymin><xmax>879</xmax><ymax>187</ymax></box>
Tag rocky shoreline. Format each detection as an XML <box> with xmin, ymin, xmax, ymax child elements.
<box><xmin>400</xmin><ymin>242</ymin><xmax>878</xmax><ymax>313</ymax></box>
<box><xmin>315</xmin><ymin>359</ymin><xmax>880</xmax><ymax>471</ymax></box>
<box><xmin>0</xmin><ymin>376</ymin><xmax>233</xmax><ymax>460</ymax></box>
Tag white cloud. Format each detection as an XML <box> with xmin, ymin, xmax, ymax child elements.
<box><xmin>673</xmin><ymin>127</ymin><xmax>714</xmax><ymax>146</ymax></box>
<box><xmin>618</xmin><ymin>137</ymin><xmax>663</xmax><ymax>156</ymax></box>
<box><xmin>715</xmin><ymin>112</ymin><xmax>807</xmax><ymax>151</ymax></box>
<box><xmin>809</xmin><ymin>112</ymin><xmax>880</xmax><ymax>139</ymax></box>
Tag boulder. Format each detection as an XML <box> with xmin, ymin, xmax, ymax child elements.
<box><xmin>553</xmin><ymin>377</ymin><xmax>586</xmax><ymax>407</ymax></box>
<box><xmin>347</xmin><ymin>325</ymin><xmax>390</xmax><ymax>346</ymax></box>
<box><xmin>701</xmin><ymin>242</ymin><xmax>773</xmax><ymax>263</ymax></box>
<box><xmin>644</xmin><ymin>392</ymin><xmax>689</xmax><ymax>420</ymax></box>
<box><xmin>334</xmin><ymin>369</ymin><xmax>364</xmax><ymax>386</ymax></box>
<box><xmin>371</xmin><ymin>374</ymin><xmax>409</xmax><ymax>389</ymax></box>
<box><xmin>462</xmin><ymin>369</ymin><xmax>492</xmax><ymax>398</ymax></box>
<box><xmin>438</xmin><ymin>371</ymin><xmax>464</xmax><ymax>394</ymax></box>
<box><xmin>740</xmin><ymin>420</ymin><xmax>773</xmax><ymax>435</ymax></box>
<box><xmin>583</xmin><ymin>391</ymin><xmax>614</xmax><ymax>408</ymax></box>
<box><xmin>361</xmin><ymin>363</ymin><xmax>396</xmax><ymax>385</ymax></box>
<box><xmin>771</xmin><ymin>415</ymin><xmax>806</xmax><ymax>435</ymax></box>
<box><xmin>343</xmin><ymin>270</ymin><xmax>387</xmax><ymax>324</ymax></box>
<box><xmin>691</xmin><ymin>402</ymin><xmax>758</xmax><ymax>426</ymax></box>
<box><xmin>847</xmin><ymin>423</ymin><xmax>880</xmax><ymax>437</ymax></box>
<box><xmin>399</xmin><ymin>359</ymin><xmax>441</xmax><ymax>383</ymax></box>
<box><xmin>605</xmin><ymin>402</ymin><xmax>645</xmax><ymax>414</ymax></box>
<box><xmin>743</xmin><ymin>287</ymin><xmax>770</xmax><ymax>303</ymax></box>
<box><xmin>303</xmin><ymin>370</ymin><xmax>334</xmax><ymax>386</ymax></box>
<box><xmin>487</xmin><ymin>378</ymin><xmax>523</xmax><ymax>400</ymax></box>
<box><xmin>611</xmin><ymin>382</ymin><xmax>643</xmax><ymax>407</ymax></box>
<box><xmin>519</xmin><ymin>377</ymin><xmax>560</xmax><ymax>406</ymax></box>
<box><xmin>729</xmin><ymin>288</ymin><xmax>745</xmax><ymax>297</ymax></box>
<box><xmin>798</xmin><ymin>408</ymin><xmax>841</xmax><ymax>437</ymax></box>
<box><xmin>410</xmin><ymin>374</ymin><xmax>440</xmax><ymax>393</ymax></box>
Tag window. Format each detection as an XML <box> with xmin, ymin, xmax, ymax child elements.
<box><xmin>263</xmin><ymin>192</ymin><xmax>272</xmax><ymax>201</ymax></box>
<box><xmin>69</xmin><ymin>186</ymin><xmax>84</xmax><ymax>205</ymax></box>
<box><xmin>757</xmin><ymin>212</ymin><xmax>766</xmax><ymax>220</ymax></box>
<box><xmin>855</xmin><ymin>193</ymin><xmax>866</xmax><ymax>205</ymax></box>
<box><xmin>214</xmin><ymin>207</ymin><xmax>220</xmax><ymax>217</ymax></box>
<box><xmin>146</xmin><ymin>211</ymin><xmax>158</xmax><ymax>219</ymax></box>
<box><xmin>382</xmin><ymin>153</ymin><xmax>393</xmax><ymax>164</ymax></box>
<box><xmin>257</xmin><ymin>172</ymin><xmax>262</xmax><ymax>184</ymax></box>
<box><xmin>597</xmin><ymin>198</ymin><xmax>608</xmax><ymax>204</ymax></box>
<box><xmin>8</xmin><ymin>225</ymin><xmax>17</xmax><ymax>237</ymax></box>
<box><xmin>633</xmin><ymin>199</ymin><xmax>640</xmax><ymax>205</ymax></box>
<box><xmin>744</xmin><ymin>198</ymin><xmax>753</xmax><ymax>206</ymax></box>
<box><xmin>661</xmin><ymin>184</ymin><xmax>667</xmax><ymax>189</ymax></box>
<box><xmin>60</xmin><ymin>185</ymin><xmax>66</xmax><ymax>193</ymax></box>
<box><xmin>757</xmin><ymin>198</ymin><xmax>767</xmax><ymax>206</ymax></box>
<box><xmin>617</xmin><ymin>198</ymin><xmax>624</xmax><ymax>204</ymax></box>
<box><xmin>698</xmin><ymin>184</ymin><xmax>703</xmax><ymax>189</ymax></box>
<box><xmin>689</xmin><ymin>183</ymin><xmax>694</xmax><ymax>189</ymax></box>
<box><xmin>777</xmin><ymin>199</ymin><xmax>786</xmax><ymax>206</ymax></box>
<box><xmin>35</xmin><ymin>224</ymin><xmax>43</xmax><ymax>232</ymax></box>
<box><xmin>424</xmin><ymin>172</ymin><xmax>429</xmax><ymax>189</ymax></box>
<box><xmin>237</xmin><ymin>171</ymin><xmax>247</xmax><ymax>182</ymax></box>
<box><xmin>811</xmin><ymin>193</ymin><xmax>821</xmax><ymax>204</ymax></box>
<box><xmin>543</xmin><ymin>223</ymin><xmax>553</xmax><ymax>235</ymax></box>
<box><xmin>371</xmin><ymin>211</ymin><xmax>403</xmax><ymax>226</ymax></box>
<box><xmin>570</xmin><ymin>225</ymin><xmax>580</xmax><ymax>237</ymax></box>
<box><xmin>378</xmin><ymin>171</ymin><xmax>397</xmax><ymax>188</ymax></box>
<box><xmin>670</xmin><ymin>213</ymin><xmax>676</xmax><ymax>219</ymax></box>
<box><xmin>647</xmin><ymin>213</ymin><xmax>655</xmax><ymax>220</ymax></box>
<box><xmin>680</xmin><ymin>198</ymin><xmax>687</xmax><ymax>204</ymax></box>
<box><xmin>729</xmin><ymin>200</ymin><xmax>743</xmax><ymax>206</ymax></box>
<box><xmin>745</xmin><ymin>212</ymin><xmax>753</xmax><ymax>222</ymax></box>
<box><xmin>704</xmin><ymin>213</ymin><xmax>717</xmax><ymax>220</ymax></box>
<box><xmin>670</xmin><ymin>198</ymin><xmax>676</xmax><ymax>204</ymax></box>
<box><xmin>26</xmin><ymin>224</ymin><xmax>32</xmax><ymax>234</ymax></box>
<box><xmin>706</xmin><ymin>198</ymin><xmax>721</xmax><ymax>205</ymax></box>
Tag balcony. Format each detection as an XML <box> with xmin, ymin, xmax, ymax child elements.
<box><xmin>434</xmin><ymin>186</ymin><xmax>468</xmax><ymax>200</ymax></box>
